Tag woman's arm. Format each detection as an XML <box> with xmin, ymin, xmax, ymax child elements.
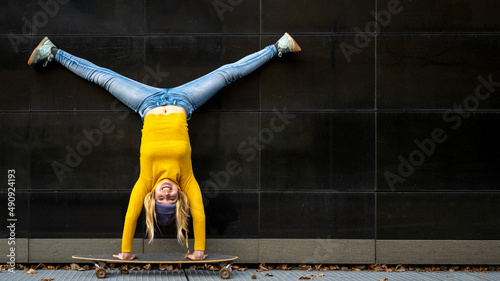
<box><xmin>182</xmin><ymin>174</ymin><xmax>206</xmax><ymax>255</ymax></box>
<box><xmin>116</xmin><ymin>176</ymin><xmax>150</xmax><ymax>260</ymax></box>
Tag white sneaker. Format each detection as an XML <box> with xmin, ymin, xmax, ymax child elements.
<box><xmin>275</xmin><ymin>32</ymin><xmax>301</xmax><ymax>57</ymax></box>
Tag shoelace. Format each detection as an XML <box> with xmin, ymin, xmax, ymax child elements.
<box><xmin>43</xmin><ymin>53</ymin><xmax>54</xmax><ymax>67</ymax></box>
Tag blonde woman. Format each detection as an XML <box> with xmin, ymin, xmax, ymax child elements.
<box><xmin>28</xmin><ymin>34</ymin><xmax>301</xmax><ymax>261</ymax></box>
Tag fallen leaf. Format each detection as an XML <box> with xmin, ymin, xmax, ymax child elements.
<box><xmin>395</xmin><ymin>265</ymin><xmax>406</xmax><ymax>272</ymax></box>
<box><xmin>258</xmin><ymin>263</ymin><xmax>270</xmax><ymax>271</ymax></box>
<box><xmin>40</xmin><ymin>278</ymin><xmax>54</xmax><ymax>281</ymax></box>
<box><xmin>26</xmin><ymin>269</ymin><xmax>36</xmax><ymax>274</ymax></box>
<box><xmin>251</xmin><ymin>274</ymin><xmax>257</xmax><ymax>279</ymax></box>
<box><xmin>70</xmin><ymin>263</ymin><xmax>80</xmax><ymax>270</ymax></box>
<box><xmin>329</xmin><ymin>265</ymin><xmax>339</xmax><ymax>270</ymax></box>
<box><xmin>299</xmin><ymin>277</ymin><xmax>313</xmax><ymax>280</ymax></box>
<box><xmin>36</xmin><ymin>263</ymin><xmax>47</xmax><ymax>270</ymax></box>
<box><xmin>355</xmin><ymin>265</ymin><xmax>366</xmax><ymax>270</ymax></box>
<box><xmin>372</xmin><ymin>265</ymin><xmax>385</xmax><ymax>272</ymax></box>
<box><xmin>206</xmin><ymin>264</ymin><xmax>219</xmax><ymax>271</ymax></box>
<box><xmin>298</xmin><ymin>265</ymin><xmax>313</xmax><ymax>271</ymax></box>
<box><xmin>233</xmin><ymin>265</ymin><xmax>247</xmax><ymax>271</ymax></box>
<box><xmin>379</xmin><ymin>278</ymin><xmax>388</xmax><ymax>281</ymax></box>
<box><xmin>276</xmin><ymin>264</ymin><xmax>291</xmax><ymax>270</ymax></box>
<box><xmin>120</xmin><ymin>266</ymin><xmax>129</xmax><ymax>274</ymax></box>
<box><xmin>264</xmin><ymin>273</ymin><xmax>274</xmax><ymax>277</ymax></box>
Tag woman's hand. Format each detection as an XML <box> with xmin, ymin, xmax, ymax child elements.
<box><xmin>113</xmin><ymin>252</ymin><xmax>137</xmax><ymax>260</ymax></box>
<box><xmin>186</xmin><ymin>250</ymin><xmax>207</xmax><ymax>261</ymax></box>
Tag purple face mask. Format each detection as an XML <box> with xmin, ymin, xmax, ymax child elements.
<box><xmin>155</xmin><ymin>201</ymin><xmax>176</xmax><ymax>226</ymax></box>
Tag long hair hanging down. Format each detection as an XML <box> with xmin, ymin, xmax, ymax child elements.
<box><xmin>144</xmin><ymin>190</ymin><xmax>190</xmax><ymax>246</ymax></box>
<box><xmin>175</xmin><ymin>190</ymin><xmax>190</xmax><ymax>246</ymax></box>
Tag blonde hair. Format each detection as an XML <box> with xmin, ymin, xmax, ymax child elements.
<box><xmin>144</xmin><ymin>189</ymin><xmax>190</xmax><ymax>246</ymax></box>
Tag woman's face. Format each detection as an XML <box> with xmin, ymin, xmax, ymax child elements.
<box><xmin>155</xmin><ymin>180</ymin><xmax>179</xmax><ymax>205</ymax></box>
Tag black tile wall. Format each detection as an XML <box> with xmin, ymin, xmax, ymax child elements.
<box><xmin>1</xmin><ymin>1</ymin><xmax>30</xmax><ymax>34</ymax></box>
<box><xmin>378</xmin><ymin>113</ymin><xmax>500</xmax><ymax>192</ymax></box>
<box><xmin>260</xmin><ymin>192</ymin><xmax>375</xmax><ymax>239</ymax></box>
<box><xmin>261</xmin><ymin>35</ymin><xmax>375</xmax><ymax>111</ymax></box>
<box><xmin>190</xmin><ymin>112</ymin><xmax>260</xmax><ymax>191</ymax></box>
<box><xmin>34</xmin><ymin>1</ymin><xmax>145</xmax><ymax>35</ymax></box>
<box><xmin>146</xmin><ymin>0</ymin><xmax>259</xmax><ymax>34</ymax></box>
<box><xmin>378</xmin><ymin>192</ymin><xmax>500</xmax><ymax>240</ymax></box>
<box><xmin>204</xmin><ymin>192</ymin><xmax>259</xmax><ymax>238</ymax></box>
<box><xmin>29</xmin><ymin>191</ymin><xmax>138</xmax><ymax>238</ymax></box>
<box><xmin>262</xmin><ymin>0</ymin><xmax>375</xmax><ymax>33</ymax></box>
<box><xmin>0</xmin><ymin>114</ymin><xmax>30</xmax><ymax>191</ymax></box>
<box><xmin>261</xmin><ymin>112</ymin><xmax>375</xmax><ymax>191</ymax></box>
<box><xmin>1</xmin><ymin>36</ymin><xmax>30</xmax><ymax>111</ymax></box>
<box><xmin>1</xmin><ymin>0</ymin><xmax>500</xmax><ymax>246</ymax></box>
<box><xmin>381</xmin><ymin>0</ymin><xmax>500</xmax><ymax>33</ymax></box>
<box><xmin>30</xmin><ymin>112</ymin><xmax>142</xmax><ymax>190</ymax></box>
<box><xmin>378</xmin><ymin>34</ymin><xmax>500</xmax><ymax>109</ymax></box>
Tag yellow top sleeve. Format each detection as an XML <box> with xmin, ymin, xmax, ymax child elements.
<box><xmin>121</xmin><ymin>113</ymin><xmax>206</xmax><ymax>253</ymax></box>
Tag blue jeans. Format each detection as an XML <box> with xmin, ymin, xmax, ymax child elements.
<box><xmin>55</xmin><ymin>45</ymin><xmax>278</xmax><ymax>121</ymax></box>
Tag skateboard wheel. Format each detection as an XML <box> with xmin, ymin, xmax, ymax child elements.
<box><xmin>219</xmin><ymin>268</ymin><xmax>231</xmax><ymax>279</ymax></box>
<box><xmin>96</xmin><ymin>267</ymin><xmax>107</xmax><ymax>279</ymax></box>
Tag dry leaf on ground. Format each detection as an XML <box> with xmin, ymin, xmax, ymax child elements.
<box><xmin>160</xmin><ymin>264</ymin><xmax>174</xmax><ymax>271</ymax></box>
<box><xmin>298</xmin><ymin>265</ymin><xmax>313</xmax><ymax>271</ymax></box>
<box><xmin>233</xmin><ymin>265</ymin><xmax>247</xmax><ymax>271</ymax></box>
<box><xmin>143</xmin><ymin>264</ymin><xmax>151</xmax><ymax>271</ymax></box>
<box><xmin>395</xmin><ymin>264</ymin><xmax>406</xmax><ymax>272</ymax></box>
<box><xmin>26</xmin><ymin>269</ymin><xmax>36</xmax><ymax>274</ymax></box>
<box><xmin>276</xmin><ymin>264</ymin><xmax>291</xmax><ymax>270</ymax></box>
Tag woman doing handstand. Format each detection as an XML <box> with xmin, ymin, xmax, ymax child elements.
<box><xmin>27</xmin><ymin>34</ymin><xmax>301</xmax><ymax>261</ymax></box>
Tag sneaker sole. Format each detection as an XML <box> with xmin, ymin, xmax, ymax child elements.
<box><xmin>27</xmin><ymin>36</ymin><xmax>50</xmax><ymax>65</ymax></box>
<box><xmin>285</xmin><ymin>32</ymin><xmax>302</xmax><ymax>52</ymax></box>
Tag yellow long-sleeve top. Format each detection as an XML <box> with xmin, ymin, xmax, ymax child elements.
<box><xmin>121</xmin><ymin>113</ymin><xmax>205</xmax><ymax>253</ymax></box>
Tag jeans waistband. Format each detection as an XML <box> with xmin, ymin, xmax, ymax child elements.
<box><xmin>138</xmin><ymin>90</ymin><xmax>194</xmax><ymax>121</ymax></box>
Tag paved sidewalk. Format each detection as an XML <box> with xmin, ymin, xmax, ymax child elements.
<box><xmin>3</xmin><ymin>269</ymin><xmax>500</xmax><ymax>281</ymax></box>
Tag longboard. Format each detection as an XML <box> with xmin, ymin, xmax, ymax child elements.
<box><xmin>72</xmin><ymin>253</ymin><xmax>238</xmax><ymax>279</ymax></box>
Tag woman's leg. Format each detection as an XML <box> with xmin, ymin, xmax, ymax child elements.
<box><xmin>29</xmin><ymin>34</ymin><xmax>300</xmax><ymax>120</ymax></box>
<box><xmin>167</xmin><ymin>45</ymin><xmax>277</xmax><ymax>118</ymax></box>
<box><xmin>55</xmin><ymin>49</ymin><xmax>164</xmax><ymax>118</ymax></box>
<box><xmin>167</xmin><ymin>33</ymin><xmax>301</xmax><ymax>119</ymax></box>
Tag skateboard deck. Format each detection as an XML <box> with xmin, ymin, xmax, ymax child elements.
<box><xmin>73</xmin><ymin>253</ymin><xmax>238</xmax><ymax>279</ymax></box>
